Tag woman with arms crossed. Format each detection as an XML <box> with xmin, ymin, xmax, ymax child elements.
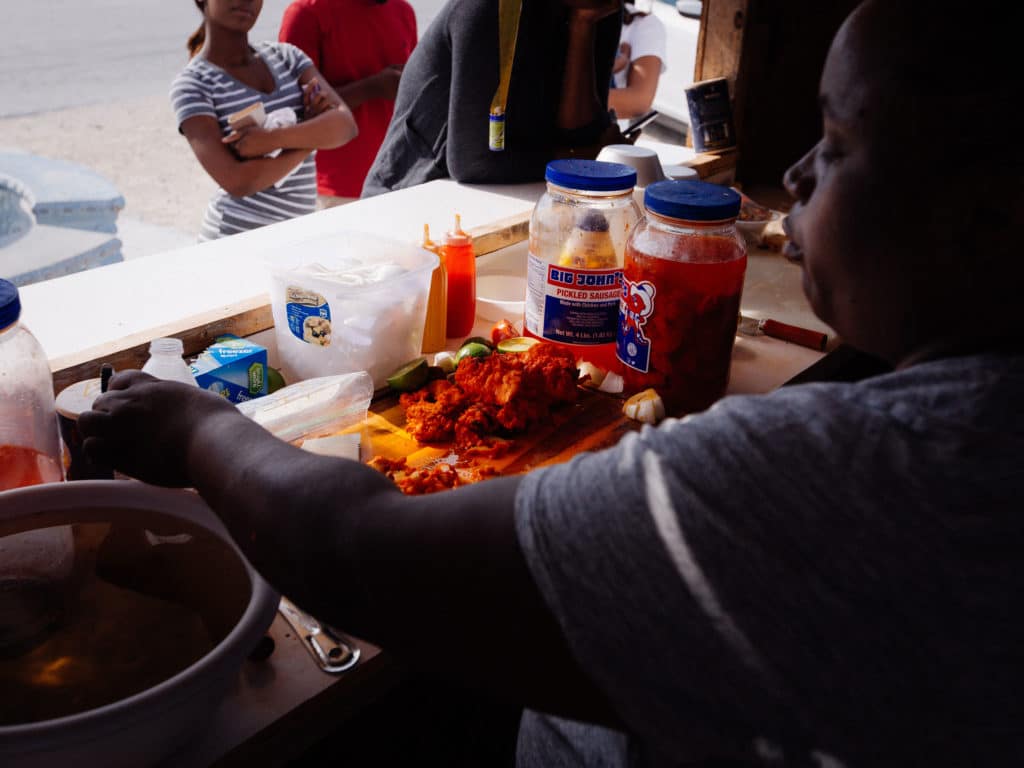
<box><xmin>172</xmin><ymin>0</ymin><xmax>357</xmax><ymax>240</ymax></box>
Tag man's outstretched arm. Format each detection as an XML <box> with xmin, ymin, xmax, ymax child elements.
<box><xmin>79</xmin><ymin>371</ymin><xmax>618</xmax><ymax>724</ymax></box>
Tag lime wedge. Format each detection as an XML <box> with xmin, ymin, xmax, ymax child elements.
<box><xmin>461</xmin><ymin>335</ymin><xmax>495</xmax><ymax>349</ymax></box>
<box><xmin>496</xmin><ymin>336</ymin><xmax>539</xmax><ymax>354</ymax></box>
<box><xmin>267</xmin><ymin>366</ymin><xmax>287</xmax><ymax>394</ymax></box>
<box><xmin>386</xmin><ymin>357</ymin><xmax>429</xmax><ymax>391</ymax></box>
<box><xmin>455</xmin><ymin>341</ymin><xmax>492</xmax><ymax>364</ymax></box>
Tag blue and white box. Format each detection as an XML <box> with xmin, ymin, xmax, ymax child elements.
<box><xmin>190</xmin><ymin>335</ymin><xmax>268</xmax><ymax>402</ymax></box>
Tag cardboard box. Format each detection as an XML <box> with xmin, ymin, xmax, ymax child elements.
<box><xmin>227</xmin><ymin>102</ymin><xmax>266</xmax><ymax>130</ymax></box>
<box><xmin>190</xmin><ymin>335</ymin><xmax>267</xmax><ymax>403</ymax></box>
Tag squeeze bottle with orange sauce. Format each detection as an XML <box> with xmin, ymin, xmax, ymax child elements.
<box><xmin>420</xmin><ymin>223</ymin><xmax>448</xmax><ymax>353</ymax></box>
<box><xmin>441</xmin><ymin>214</ymin><xmax>476</xmax><ymax>339</ymax></box>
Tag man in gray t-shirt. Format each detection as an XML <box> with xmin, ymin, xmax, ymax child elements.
<box><xmin>516</xmin><ymin>352</ymin><xmax>1024</xmax><ymax>765</ymax></box>
<box><xmin>80</xmin><ymin>2</ymin><xmax>1024</xmax><ymax>765</ymax></box>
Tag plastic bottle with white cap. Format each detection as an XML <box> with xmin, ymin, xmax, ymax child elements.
<box><xmin>141</xmin><ymin>337</ymin><xmax>199</xmax><ymax>386</ymax></box>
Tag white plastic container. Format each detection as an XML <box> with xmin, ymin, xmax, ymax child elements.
<box><xmin>141</xmin><ymin>337</ymin><xmax>198</xmax><ymax>386</ymax></box>
<box><xmin>266</xmin><ymin>231</ymin><xmax>438</xmax><ymax>388</ymax></box>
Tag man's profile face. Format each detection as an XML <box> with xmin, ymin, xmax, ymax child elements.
<box><xmin>782</xmin><ymin>5</ymin><xmax>922</xmax><ymax>362</ymax></box>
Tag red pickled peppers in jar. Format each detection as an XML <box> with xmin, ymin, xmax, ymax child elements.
<box><xmin>617</xmin><ymin>181</ymin><xmax>746</xmax><ymax>415</ymax></box>
<box><xmin>441</xmin><ymin>213</ymin><xmax>476</xmax><ymax>339</ymax></box>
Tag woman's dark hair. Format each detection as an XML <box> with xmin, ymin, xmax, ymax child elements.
<box><xmin>187</xmin><ymin>0</ymin><xmax>206</xmax><ymax>58</ymax></box>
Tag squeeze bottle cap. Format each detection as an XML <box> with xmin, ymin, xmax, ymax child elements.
<box><xmin>444</xmin><ymin>213</ymin><xmax>472</xmax><ymax>247</ymax></box>
<box><xmin>149</xmin><ymin>337</ymin><xmax>185</xmax><ymax>356</ymax></box>
<box><xmin>421</xmin><ymin>223</ymin><xmax>441</xmax><ymax>254</ymax></box>
<box><xmin>0</xmin><ymin>278</ymin><xmax>21</xmax><ymax>331</ymax></box>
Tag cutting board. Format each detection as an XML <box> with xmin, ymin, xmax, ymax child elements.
<box><xmin>361</xmin><ymin>387</ymin><xmax>638</xmax><ymax>480</ymax></box>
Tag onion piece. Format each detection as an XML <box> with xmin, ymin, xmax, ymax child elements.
<box><xmin>622</xmin><ymin>388</ymin><xmax>666</xmax><ymax>424</ymax></box>
<box><xmin>434</xmin><ymin>351</ymin><xmax>457</xmax><ymax>374</ymax></box>
<box><xmin>598</xmin><ymin>371</ymin><xmax>624</xmax><ymax>394</ymax></box>
<box><xmin>578</xmin><ymin>361</ymin><xmax>607</xmax><ymax>388</ymax></box>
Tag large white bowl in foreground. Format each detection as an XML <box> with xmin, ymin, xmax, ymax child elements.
<box><xmin>0</xmin><ymin>480</ymin><xmax>279</xmax><ymax>768</ymax></box>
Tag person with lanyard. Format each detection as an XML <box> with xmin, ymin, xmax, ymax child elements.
<box><xmin>279</xmin><ymin>0</ymin><xmax>418</xmax><ymax>207</ymax></box>
<box><xmin>85</xmin><ymin>0</ymin><xmax>1023</xmax><ymax>763</ymax></box>
<box><xmin>170</xmin><ymin>0</ymin><xmax>358</xmax><ymax>240</ymax></box>
<box><xmin>362</xmin><ymin>0</ymin><xmax>627</xmax><ymax>197</ymax></box>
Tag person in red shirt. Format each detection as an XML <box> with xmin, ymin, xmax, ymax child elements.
<box><xmin>279</xmin><ymin>0</ymin><xmax>417</xmax><ymax>205</ymax></box>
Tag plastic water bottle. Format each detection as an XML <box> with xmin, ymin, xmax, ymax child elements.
<box><xmin>142</xmin><ymin>337</ymin><xmax>199</xmax><ymax>386</ymax></box>
<box><xmin>0</xmin><ymin>279</ymin><xmax>64</xmax><ymax>489</ymax></box>
<box><xmin>0</xmin><ymin>278</ymin><xmax>74</xmax><ymax>657</ymax></box>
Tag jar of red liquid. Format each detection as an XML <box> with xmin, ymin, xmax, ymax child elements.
<box><xmin>525</xmin><ymin>159</ymin><xmax>641</xmax><ymax>371</ymax></box>
<box><xmin>617</xmin><ymin>181</ymin><xmax>746</xmax><ymax>415</ymax></box>
<box><xmin>441</xmin><ymin>213</ymin><xmax>476</xmax><ymax>339</ymax></box>
<box><xmin>0</xmin><ymin>279</ymin><xmax>64</xmax><ymax>490</ymax></box>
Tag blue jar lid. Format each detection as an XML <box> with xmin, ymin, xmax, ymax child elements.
<box><xmin>643</xmin><ymin>180</ymin><xmax>741</xmax><ymax>221</ymax></box>
<box><xmin>0</xmin><ymin>279</ymin><xmax>20</xmax><ymax>331</ymax></box>
<box><xmin>545</xmin><ymin>159</ymin><xmax>637</xmax><ymax>192</ymax></box>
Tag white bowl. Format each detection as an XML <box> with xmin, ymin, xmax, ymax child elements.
<box><xmin>476</xmin><ymin>273</ymin><xmax>526</xmax><ymax>323</ymax></box>
<box><xmin>596</xmin><ymin>144</ymin><xmax>666</xmax><ymax>187</ymax></box>
<box><xmin>0</xmin><ymin>481</ymin><xmax>279</xmax><ymax>768</ymax></box>
<box><xmin>736</xmin><ymin>210</ymin><xmax>782</xmax><ymax>247</ymax></box>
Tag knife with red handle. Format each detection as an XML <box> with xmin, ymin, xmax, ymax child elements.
<box><xmin>737</xmin><ymin>314</ymin><xmax>828</xmax><ymax>351</ymax></box>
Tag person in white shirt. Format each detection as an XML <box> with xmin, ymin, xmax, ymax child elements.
<box><xmin>608</xmin><ymin>0</ymin><xmax>667</xmax><ymax>121</ymax></box>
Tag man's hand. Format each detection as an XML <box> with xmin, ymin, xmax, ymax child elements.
<box><xmin>222</xmin><ymin>124</ymin><xmax>279</xmax><ymax>159</ymax></box>
<box><xmin>303</xmin><ymin>77</ymin><xmax>335</xmax><ymax>119</ymax></box>
<box><xmin>78</xmin><ymin>371</ymin><xmax>240</xmax><ymax>487</ymax></box>
<box><xmin>371</xmin><ymin>65</ymin><xmax>404</xmax><ymax>101</ymax></box>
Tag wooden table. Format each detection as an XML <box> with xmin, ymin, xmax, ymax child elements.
<box><xmin>18</xmin><ymin>174</ymin><xmax>834</xmax><ymax>765</ymax></box>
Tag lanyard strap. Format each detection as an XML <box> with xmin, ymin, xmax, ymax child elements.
<box><xmin>489</xmin><ymin>0</ymin><xmax>522</xmax><ymax>151</ymax></box>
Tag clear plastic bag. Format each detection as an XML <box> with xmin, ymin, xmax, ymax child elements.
<box><xmin>236</xmin><ymin>372</ymin><xmax>374</xmax><ymax>444</ymax></box>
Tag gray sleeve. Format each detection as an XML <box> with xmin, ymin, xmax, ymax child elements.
<box><xmin>515</xmin><ymin>407</ymin><xmax>795</xmax><ymax>762</ymax></box>
<box><xmin>514</xmin><ymin>384</ymin><xmax>950</xmax><ymax>764</ymax></box>
<box><xmin>169</xmin><ymin>70</ymin><xmax>216</xmax><ymax>132</ymax></box>
<box><xmin>277</xmin><ymin>41</ymin><xmax>314</xmax><ymax>78</ymax></box>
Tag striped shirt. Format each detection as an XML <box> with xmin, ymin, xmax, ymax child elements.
<box><xmin>170</xmin><ymin>42</ymin><xmax>316</xmax><ymax>241</ymax></box>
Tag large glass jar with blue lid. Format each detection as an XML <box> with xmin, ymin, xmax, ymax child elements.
<box><xmin>525</xmin><ymin>159</ymin><xmax>641</xmax><ymax>371</ymax></box>
<box><xmin>617</xmin><ymin>180</ymin><xmax>746</xmax><ymax>414</ymax></box>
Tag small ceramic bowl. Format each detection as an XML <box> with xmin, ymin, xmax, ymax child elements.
<box><xmin>476</xmin><ymin>273</ymin><xmax>526</xmax><ymax>322</ymax></box>
<box><xmin>596</xmin><ymin>144</ymin><xmax>666</xmax><ymax>188</ymax></box>
<box><xmin>736</xmin><ymin>210</ymin><xmax>782</xmax><ymax>247</ymax></box>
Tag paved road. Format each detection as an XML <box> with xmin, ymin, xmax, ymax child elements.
<box><xmin>0</xmin><ymin>0</ymin><xmax>446</xmax><ymax>118</ymax></box>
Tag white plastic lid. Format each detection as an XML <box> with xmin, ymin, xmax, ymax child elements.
<box><xmin>149</xmin><ymin>337</ymin><xmax>184</xmax><ymax>356</ymax></box>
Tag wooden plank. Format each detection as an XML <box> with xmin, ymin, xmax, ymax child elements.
<box><xmin>51</xmin><ymin>295</ymin><xmax>273</xmax><ymax>394</ymax></box>
<box><xmin>689</xmin><ymin>0</ymin><xmax>748</xmax><ymax>150</ymax></box>
<box><xmin>468</xmin><ymin>211</ymin><xmax>531</xmax><ymax>257</ymax></box>
<box><xmin>694</xmin><ymin>0</ymin><xmax>747</xmax><ymax>84</ymax></box>
<box><xmin>689</xmin><ymin>150</ymin><xmax>737</xmax><ymax>180</ymax></box>
<box><xmin>362</xmin><ymin>387</ymin><xmax>637</xmax><ymax>480</ymax></box>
